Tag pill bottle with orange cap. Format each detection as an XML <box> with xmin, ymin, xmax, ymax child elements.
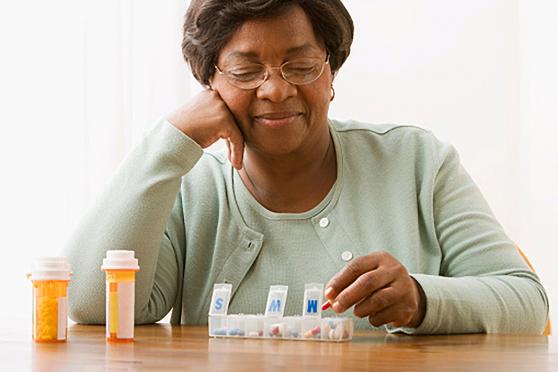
<box><xmin>101</xmin><ymin>250</ymin><xmax>140</xmax><ymax>343</ymax></box>
<box><xmin>28</xmin><ymin>257</ymin><xmax>71</xmax><ymax>343</ymax></box>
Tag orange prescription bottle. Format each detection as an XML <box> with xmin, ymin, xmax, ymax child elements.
<box><xmin>28</xmin><ymin>257</ymin><xmax>71</xmax><ymax>342</ymax></box>
<box><xmin>101</xmin><ymin>250</ymin><xmax>140</xmax><ymax>343</ymax></box>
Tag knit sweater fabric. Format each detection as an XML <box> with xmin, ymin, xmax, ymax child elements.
<box><xmin>63</xmin><ymin>118</ymin><xmax>549</xmax><ymax>333</ymax></box>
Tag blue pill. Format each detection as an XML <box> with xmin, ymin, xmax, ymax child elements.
<box><xmin>228</xmin><ymin>328</ymin><xmax>244</xmax><ymax>336</ymax></box>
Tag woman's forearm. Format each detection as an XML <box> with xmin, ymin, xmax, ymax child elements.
<box><xmin>62</xmin><ymin>119</ymin><xmax>202</xmax><ymax>324</ymax></box>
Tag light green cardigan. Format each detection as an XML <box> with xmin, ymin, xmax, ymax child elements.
<box><xmin>63</xmin><ymin>118</ymin><xmax>548</xmax><ymax>334</ymax></box>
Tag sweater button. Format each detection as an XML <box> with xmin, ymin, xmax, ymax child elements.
<box><xmin>341</xmin><ymin>251</ymin><xmax>353</xmax><ymax>262</ymax></box>
<box><xmin>319</xmin><ymin>217</ymin><xmax>330</xmax><ymax>228</ymax></box>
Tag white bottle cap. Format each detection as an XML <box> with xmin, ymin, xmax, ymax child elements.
<box><xmin>28</xmin><ymin>257</ymin><xmax>72</xmax><ymax>281</ymax></box>
<box><xmin>101</xmin><ymin>250</ymin><xmax>140</xmax><ymax>271</ymax></box>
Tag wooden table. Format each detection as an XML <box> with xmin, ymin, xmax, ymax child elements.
<box><xmin>1</xmin><ymin>321</ymin><xmax>556</xmax><ymax>371</ymax></box>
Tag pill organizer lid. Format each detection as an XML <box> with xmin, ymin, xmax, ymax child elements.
<box><xmin>29</xmin><ymin>256</ymin><xmax>71</xmax><ymax>281</ymax></box>
<box><xmin>101</xmin><ymin>250</ymin><xmax>140</xmax><ymax>271</ymax></box>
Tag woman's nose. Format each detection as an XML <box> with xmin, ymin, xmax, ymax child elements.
<box><xmin>255</xmin><ymin>70</ymin><xmax>298</xmax><ymax>102</ymax></box>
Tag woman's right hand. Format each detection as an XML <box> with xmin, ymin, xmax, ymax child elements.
<box><xmin>166</xmin><ymin>89</ymin><xmax>245</xmax><ymax>169</ymax></box>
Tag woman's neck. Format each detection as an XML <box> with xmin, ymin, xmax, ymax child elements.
<box><xmin>238</xmin><ymin>128</ymin><xmax>337</xmax><ymax>213</ymax></box>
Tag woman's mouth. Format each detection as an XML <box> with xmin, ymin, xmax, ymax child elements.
<box><xmin>253</xmin><ymin>112</ymin><xmax>302</xmax><ymax>128</ymax></box>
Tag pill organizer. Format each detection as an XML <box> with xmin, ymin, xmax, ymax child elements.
<box><xmin>208</xmin><ymin>283</ymin><xmax>353</xmax><ymax>342</ymax></box>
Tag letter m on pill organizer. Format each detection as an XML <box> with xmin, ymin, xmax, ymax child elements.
<box><xmin>265</xmin><ymin>285</ymin><xmax>288</xmax><ymax>317</ymax></box>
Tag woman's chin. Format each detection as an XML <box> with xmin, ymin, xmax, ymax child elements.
<box><xmin>247</xmin><ymin>136</ymin><xmax>305</xmax><ymax>157</ymax></box>
<box><xmin>246</xmin><ymin>119</ymin><xmax>308</xmax><ymax>156</ymax></box>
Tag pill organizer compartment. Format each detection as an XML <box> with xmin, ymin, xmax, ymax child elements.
<box><xmin>244</xmin><ymin>315</ymin><xmax>264</xmax><ymax>338</ymax></box>
<box><xmin>209</xmin><ymin>315</ymin><xmax>352</xmax><ymax>342</ymax></box>
<box><xmin>208</xmin><ymin>315</ymin><xmax>228</xmax><ymax>337</ymax></box>
<box><xmin>263</xmin><ymin>317</ymin><xmax>284</xmax><ymax>338</ymax></box>
<box><xmin>226</xmin><ymin>314</ymin><xmax>245</xmax><ymax>337</ymax></box>
<box><xmin>301</xmin><ymin>317</ymin><xmax>322</xmax><ymax>339</ymax></box>
<box><xmin>263</xmin><ymin>316</ymin><xmax>301</xmax><ymax>339</ymax></box>
<box><xmin>207</xmin><ymin>283</ymin><xmax>353</xmax><ymax>342</ymax></box>
<box><xmin>321</xmin><ymin>317</ymin><xmax>353</xmax><ymax>341</ymax></box>
<box><xmin>283</xmin><ymin>316</ymin><xmax>302</xmax><ymax>339</ymax></box>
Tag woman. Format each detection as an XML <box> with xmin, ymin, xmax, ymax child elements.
<box><xmin>64</xmin><ymin>0</ymin><xmax>548</xmax><ymax>333</ymax></box>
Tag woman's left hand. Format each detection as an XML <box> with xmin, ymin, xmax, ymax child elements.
<box><xmin>325</xmin><ymin>251</ymin><xmax>426</xmax><ymax>328</ymax></box>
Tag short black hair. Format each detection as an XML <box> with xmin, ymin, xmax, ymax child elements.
<box><xmin>182</xmin><ymin>0</ymin><xmax>354</xmax><ymax>86</ymax></box>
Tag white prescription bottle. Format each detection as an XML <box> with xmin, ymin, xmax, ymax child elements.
<box><xmin>101</xmin><ymin>250</ymin><xmax>139</xmax><ymax>342</ymax></box>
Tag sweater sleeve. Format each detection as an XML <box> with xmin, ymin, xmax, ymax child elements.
<box><xmin>62</xmin><ymin>118</ymin><xmax>203</xmax><ymax>325</ymax></box>
<box><xmin>396</xmin><ymin>142</ymin><xmax>549</xmax><ymax>334</ymax></box>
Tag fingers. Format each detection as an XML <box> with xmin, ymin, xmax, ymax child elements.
<box><xmin>325</xmin><ymin>252</ymin><xmax>388</xmax><ymax>305</ymax></box>
<box><xmin>225</xmin><ymin>138</ymin><xmax>243</xmax><ymax>170</ymax></box>
<box><xmin>167</xmin><ymin>88</ymin><xmax>245</xmax><ymax>170</ymax></box>
<box><xmin>355</xmin><ymin>274</ymin><xmax>425</xmax><ymax>328</ymax></box>
<box><xmin>353</xmin><ymin>287</ymin><xmax>397</xmax><ymax>318</ymax></box>
<box><xmin>226</xmin><ymin>127</ymin><xmax>244</xmax><ymax>170</ymax></box>
<box><xmin>367</xmin><ymin>304</ymin><xmax>401</xmax><ymax>327</ymax></box>
<box><xmin>352</xmin><ymin>288</ymin><xmax>414</xmax><ymax>328</ymax></box>
<box><xmin>367</xmin><ymin>300</ymin><xmax>417</xmax><ymax>328</ymax></box>
<box><xmin>210</xmin><ymin>90</ymin><xmax>245</xmax><ymax>170</ymax></box>
<box><xmin>323</xmin><ymin>251</ymin><xmax>424</xmax><ymax>328</ymax></box>
<box><xmin>225</xmin><ymin>139</ymin><xmax>231</xmax><ymax>164</ymax></box>
<box><xmin>330</xmin><ymin>266</ymin><xmax>393</xmax><ymax>313</ymax></box>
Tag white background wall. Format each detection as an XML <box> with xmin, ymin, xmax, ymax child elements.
<box><xmin>517</xmin><ymin>0</ymin><xmax>558</xmax><ymax>330</ymax></box>
<box><xmin>0</xmin><ymin>0</ymin><xmax>556</xmax><ymax>329</ymax></box>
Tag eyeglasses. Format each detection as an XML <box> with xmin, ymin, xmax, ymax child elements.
<box><xmin>214</xmin><ymin>54</ymin><xmax>329</xmax><ymax>90</ymax></box>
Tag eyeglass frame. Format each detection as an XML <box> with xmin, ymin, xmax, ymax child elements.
<box><xmin>213</xmin><ymin>53</ymin><xmax>330</xmax><ymax>90</ymax></box>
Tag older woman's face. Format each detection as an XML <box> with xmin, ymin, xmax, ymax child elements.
<box><xmin>211</xmin><ymin>5</ymin><xmax>333</xmax><ymax>157</ymax></box>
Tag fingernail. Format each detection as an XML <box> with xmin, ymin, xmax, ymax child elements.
<box><xmin>324</xmin><ymin>287</ymin><xmax>334</xmax><ymax>299</ymax></box>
